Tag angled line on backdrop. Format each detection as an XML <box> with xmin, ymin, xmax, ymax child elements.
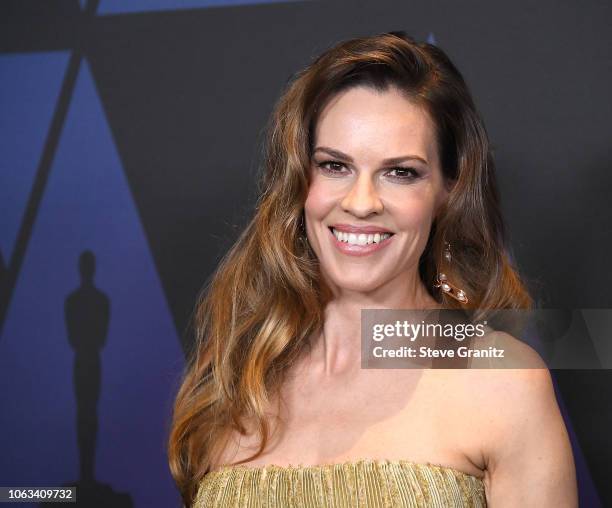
<box><xmin>0</xmin><ymin>0</ymin><xmax>100</xmax><ymax>338</ymax></box>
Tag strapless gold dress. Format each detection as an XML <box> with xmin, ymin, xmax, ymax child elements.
<box><xmin>194</xmin><ymin>458</ymin><xmax>487</xmax><ymax>507</ymax></box>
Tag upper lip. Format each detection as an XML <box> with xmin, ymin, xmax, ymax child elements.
<box><xmin>329</xmin><ymin>223</ymin><xmax>394</xmax><ymax>234</ymax></box>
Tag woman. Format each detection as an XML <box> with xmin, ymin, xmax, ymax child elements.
<box><xmin>168</xmin><ymin>32</ymin><xmax>577</xmax><ymax>507</ymax></box>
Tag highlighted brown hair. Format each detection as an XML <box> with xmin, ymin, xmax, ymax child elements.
<box><xmin>167</xmin><ymin>31</ymin><xmax>533</xmax><ymax>506</ymax></box>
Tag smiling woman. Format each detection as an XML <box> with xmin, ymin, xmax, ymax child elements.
<box><xmin>168</xmin><ymin>32</ymin><xmax>577</xmax><ymax>507</ymax></box>
<box><xmin>305</xmin><ymin>86</ymin><xmax>449</xmax><ymax>295</ymax></box>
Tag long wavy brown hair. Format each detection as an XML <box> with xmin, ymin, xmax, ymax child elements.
<box><xmin>167</xmin><ymin>31</ymin><xmax>533</xmax><ymax>507</ymax></box>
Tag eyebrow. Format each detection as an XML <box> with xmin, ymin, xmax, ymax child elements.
<box><xmin>313</xmin><ymin>146</ymin><xmax>428</xmax><ymax>165</ymax></box>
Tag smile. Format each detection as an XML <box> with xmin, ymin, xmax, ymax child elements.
<box><xmin>331</xmin><ymin>227</ymin><xmax>392</xmax><ymax>245</ymax></box>
<box><xmin>328</xmin><ymin>227</ymin><xmax>394</xmax><ymax>256</ymax></box>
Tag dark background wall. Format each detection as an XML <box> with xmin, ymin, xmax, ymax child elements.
<box><xmin>0</xmin><ymin>0</ymin><xmax>610</xmax><ymax>506</ymax></box>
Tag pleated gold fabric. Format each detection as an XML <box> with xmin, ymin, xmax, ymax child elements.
<box><xmin>194</xmin><ymin>458</ymin><xmax>487</xmax><ymax>507</ymax></box>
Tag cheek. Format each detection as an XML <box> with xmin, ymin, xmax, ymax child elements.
<box><xmin>392</xmin><ymin>194</ymin><xmax>437</xmax><ymax>236</ymax></box>
<box><xmin>304</xmin><ymin>180</ymin><xmax>335</xmax><ymax>218</ymax></box>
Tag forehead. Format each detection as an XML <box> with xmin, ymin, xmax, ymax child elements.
<box><xmin>312</xmin><ymin>86</ymin><xmax>438</xmax><ymax>164</ymax></box>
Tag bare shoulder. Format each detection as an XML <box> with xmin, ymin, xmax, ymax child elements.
<box><xmin>448</xmin><ymin>345</ymin><xmax>550</xmax><ymax>464</ymax></box>
<box><xmin>459</xmin><ymin>331</ymin><xmax>560</xmax><ymax>453</ymax></box>
<box><xmin>466</xmin><ymin>327</ymin><xmax>547</xmax><ymax>369</ymax></box>
<box><xmin>462</xmin><ymin>360</ymin><xmax>556</xmax><ymax>432</ymax></box>
<box><xmin>455</xmin><ymin>334</ymin><xmax>577</xmax><ymax>506</ymax></box>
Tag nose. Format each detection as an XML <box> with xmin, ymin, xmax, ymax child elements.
<box><xmin>340</xmin><ymin>173</ymin><xmax>384</xmax><ymax>217</ymax></box>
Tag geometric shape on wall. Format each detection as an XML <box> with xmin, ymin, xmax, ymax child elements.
<box><xmin>99</xmin><ymin>0</ymin><xmax>307</xmax><ymax>15</ymax></box>
<box><xmin>0</xmin><ymin>51</ymin><xmax>69</xmax><ymax>266</ymax></box>
<box><xmin>551</xmin><ymin>373</ymin><xmax>603</xmax><ymax>507</ymax></box>
<box><xmin>0</xmin><ymin>59</ymin><xmax>184</xmax><ymax>507</ymax></box>
<box><xmin>582</xmin><ymin>309</ymin><xmax>612</xmax><ymax>369</ymax></box>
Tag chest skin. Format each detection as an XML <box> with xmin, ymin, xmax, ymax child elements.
<box><xmin>214</xmin><ymin>366</ymin><xmax>490</xmax><ymax>480</ymax></box>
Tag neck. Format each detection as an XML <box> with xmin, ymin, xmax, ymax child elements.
<box><xmin>308</xmin><ymin>271</ymin><xmax>440</xmax><ymax>377</ymax></box>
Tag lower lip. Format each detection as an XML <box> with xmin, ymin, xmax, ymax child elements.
<box><xmin>329</xmin><ymin>228</ymin><xmax>394</xmax><ymax>257</ymax></box>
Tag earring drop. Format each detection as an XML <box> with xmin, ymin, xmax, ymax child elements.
<box><xmin>434</xmin><ymin>242</ymin><xmax>469</xmax><ymax>304</ymax></box>
<box><xmin>434</xmin><ymin>273</ymin><xmax>468</xmax><ymax>303</ymax></box>
<box><xmin>444</xmin><ymin>242</ymin><xmax>452</xmax><ymax>262</ymax></box>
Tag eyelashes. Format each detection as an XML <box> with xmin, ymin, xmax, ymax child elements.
<box><xmin>315</xmin><ymin>160</ymin><xmax>421</xmax><ymax>183</ymax></box>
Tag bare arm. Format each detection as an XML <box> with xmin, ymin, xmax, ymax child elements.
<box><xmin>483</xmin><ymin>366</ymin><xmax>578</xmax><ymax>507</ymax></box>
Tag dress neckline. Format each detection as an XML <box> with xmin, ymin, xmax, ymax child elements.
<box><xmin>206</xmin><ymin>457</ymin><xmax>485</xmax><ymax>481</ymax></box>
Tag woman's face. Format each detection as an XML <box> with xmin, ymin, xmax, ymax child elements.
<box><xmin>304</xmin><ymin>85</ymin><xmax>450</xmax><ymax>294</ymax></box>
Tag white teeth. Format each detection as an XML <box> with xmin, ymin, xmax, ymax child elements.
<box><xmin>332</xmin><ymin>228</ymin><xmax>391</xmax><ymax>245</ymax></box>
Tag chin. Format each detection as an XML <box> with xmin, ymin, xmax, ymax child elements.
<box><xmin>327</xmin><ymin>273</ymin><xmax>386</xmax><ymax>293</ymax></box>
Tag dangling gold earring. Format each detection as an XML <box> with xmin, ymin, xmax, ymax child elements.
<box><xmin>434</xmin><ymin>242</ymin><xmax>468</xmax><ymax>304</ymax></box>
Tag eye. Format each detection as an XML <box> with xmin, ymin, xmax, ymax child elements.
<box><xmin>316</xmin><ymin>160</ymin><xmax>349</xmax><ymax>176</ymax></box>
<box><xmin>386</xmin><ymin>166</ymin><xmax>420</xmax><ymax>182</ymax></box>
